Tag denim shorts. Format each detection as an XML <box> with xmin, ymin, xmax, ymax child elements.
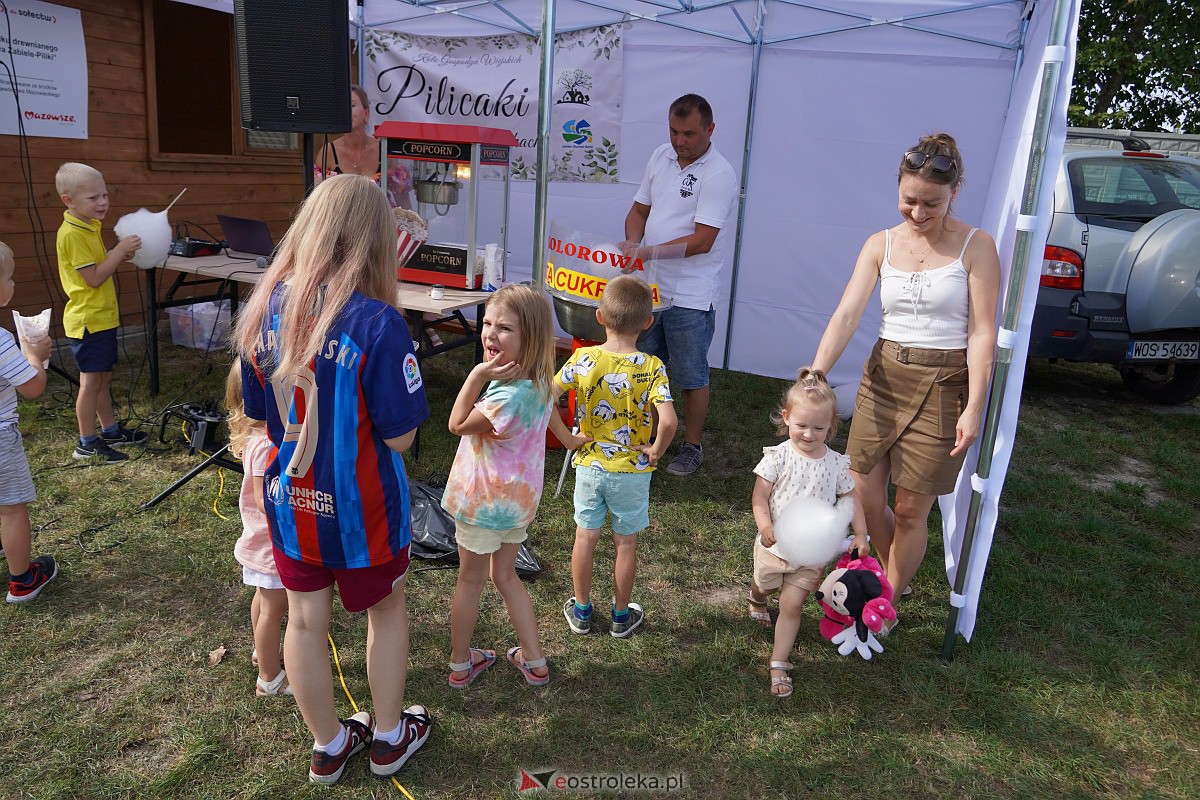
<box><xmin>637</xmin><ymin>305</ymin><xmax>715</xmax><ymax>390</ymax></box>
<box><xmin>573</xmin><ymin>467</ymin><xmax>652</xmax><ymax>535</ymax></box>
<box><xmin>68</xmin><ymin>327</ymin><xmax>118</xmax><ymax>373</ymax></box>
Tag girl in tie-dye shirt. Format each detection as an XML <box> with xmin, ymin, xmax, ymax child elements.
<box><xmin>442</xmin><ymin>285</ymin><xmax>587</xmax><ymax>689</ymax></box>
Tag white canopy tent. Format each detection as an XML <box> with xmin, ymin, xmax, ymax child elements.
<box><xmin>176</xmin><ymin>0</ymin><xmax>1080</xmax><ymax>647</ymax></box>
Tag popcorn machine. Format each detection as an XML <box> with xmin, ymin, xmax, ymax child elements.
<box><xmin>375</xmin><ymin>121</ymin><xmax>518</xmax><ymax>289</ymax></box>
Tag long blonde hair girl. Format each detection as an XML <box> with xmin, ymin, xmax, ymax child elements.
<box><xmin>233</xmin><ymin>174</ymin><xmax>396</xmax><ymax>378</ymax></box>
<box><xmin>223</xmin><ymin>363</ymin><xmax>263</xmax><ymax>459</ymax></box>
<box><xmin>488</xmin><ymin>284</ymin><xmax>556</xmax><ymax>397</ymax></box>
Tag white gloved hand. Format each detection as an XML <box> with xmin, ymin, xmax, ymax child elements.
<box><xmin>830</xmin><ymin>625</ymin><xmax>884</xmax><ymax>660</ymax></box>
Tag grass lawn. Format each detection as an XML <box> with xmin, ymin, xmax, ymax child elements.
<box><xmin>1</xmin><ymin>336</ymin><xmax>1197</xmax><ymax>799</ymax></box>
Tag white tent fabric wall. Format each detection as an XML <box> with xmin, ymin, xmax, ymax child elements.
<box><xmin>173</xmin><ymin>0</ymin><xmax>1080</xmax><ymax>643</ymax></box>
<box><xmin>729</xmin><ymin>43</ymin><xmax>1018</xmax><ymax>388</ymax></box>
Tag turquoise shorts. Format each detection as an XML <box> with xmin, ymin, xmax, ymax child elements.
<box><xmin>573</xmin><ymin>467</ymin><xmax>652</xmax><ymax>535</ymax></box>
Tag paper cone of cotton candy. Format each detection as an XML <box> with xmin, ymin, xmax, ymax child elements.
<box><xmin>12</xmin><ymin>308</ymin><xmax>51</xmax><ymax>367</ymax></box>
<box><xmin>114</xmin><ymin>208</ymin><xmax>172</xmax><ymax>269</ymax></box>
<box><xmin>773</xmin><ymin>494</ymin><xmax>855</xmax><ymax>568</ymax></box>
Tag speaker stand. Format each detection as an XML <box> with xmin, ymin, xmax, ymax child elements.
<box><xmin>304</xmin><ymin>133</ymin><xmax>316</xmax><ymax>195</ymax></box>
<box><xmin>140</xmin><ymin>443</ymin><xmax>242</xmax><ymax>510</ymax></box>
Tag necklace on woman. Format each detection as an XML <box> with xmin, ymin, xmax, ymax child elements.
<box><xmin>346</xmin><ymin>134</ymin><xmax>373</xmax><ymax>171</ymax></box>
<box><xmin>908</xmin><ymin>225</ymin><xmax>946</xmax><ymax>264</ymax></box>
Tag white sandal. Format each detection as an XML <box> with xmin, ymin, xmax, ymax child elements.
<box><xmin>769</xmin><ymin>661</ymin><xmax>793</xmax><ymax>699</ymax></box>
<box><xmin>255</xmin><ymin>668</ymin><xmax>292</xmax><ymax>696</ymax></box>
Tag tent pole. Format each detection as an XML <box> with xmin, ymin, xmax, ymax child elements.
<box><xmin>721</xmin><ymin>0</ymin><xmax>766</xmax><ymax>369</ymax></box>
<box><xmin>940</xmin><ymin>0</ymin><xmax>1076</xmax><ymax>663</ymax></box>
<box><xmin>532</xmin><ymin>0</ymin><xmax>557</xmax><ymax>289</ymax></box>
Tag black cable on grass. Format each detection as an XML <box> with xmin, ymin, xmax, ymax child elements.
<box><xmin>76</xmin><ymin>522</ymin><xmax>127</xmax><ymax>554</ymax></box>
<box><xmin>32</xmin><ymin>516</ymin><xmax>62</xmax><ymax>537</ymax></box>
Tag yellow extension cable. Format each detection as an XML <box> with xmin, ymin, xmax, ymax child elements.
<box><xmin>180</xmin><ymin>416</ymin><xmax>230</xmax><ymax>522</ymax></box>
<box><xmin>328</xmin><ymin>633</ymin><xmax>417</xmax><ymax>799</ymax></box>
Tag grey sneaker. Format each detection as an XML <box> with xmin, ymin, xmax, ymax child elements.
<box><xmin>610</xmin><ymin>602</ymin><xmax>644</xmax><ymax>638</ymax></box>
<box><xmin>563</xmin><ymin>597</ymin><xmax>592</xmax><ymax>634</ymax></box>
<box><xmin>665</xmin><ymin>442</ymin><xmax>703</xmax><ymax>476</ymax></box>
<box><xmin>73</xmin><ymin>439</ymin><xmax>128</xmax><ymax>463</ymax></box>
<box><xmin>100</xmin><ymin>425</ymin><xmax>148</xmax><ymax>448</ymax></box>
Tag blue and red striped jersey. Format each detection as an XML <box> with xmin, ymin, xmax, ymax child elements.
<box><xmin>242</xmin><ymin>283</ymin><xmax>428</xmax><ymax>569</ymax></box>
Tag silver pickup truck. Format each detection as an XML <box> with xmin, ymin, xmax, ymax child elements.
<box><xmin>1031</xmin><ymin>130</ymin><xmax>1200</xmax><ymax>404</ymax></box>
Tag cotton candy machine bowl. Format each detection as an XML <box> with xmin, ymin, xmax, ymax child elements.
<box><xmin>551</xmin><ymin>294</ymin><xmax>606</xmax><ymax>342</ymax></box>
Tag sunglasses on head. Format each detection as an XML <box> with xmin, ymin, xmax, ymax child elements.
<box><xmin>902</xmin><ymin>151</ymin><xmax>957</xmax><ymax>174</ymax></box>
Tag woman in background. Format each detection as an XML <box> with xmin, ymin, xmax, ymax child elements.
<box><xmin>316</xmin><ymin>85</ymin><xmax>413</xmax><ymax>210</ymax></box>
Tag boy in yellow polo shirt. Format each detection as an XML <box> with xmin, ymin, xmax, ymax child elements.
<box><xmin>55</xmin><ymin>162</ymin><xmax>146</xmax><ymax>463</ymax></box>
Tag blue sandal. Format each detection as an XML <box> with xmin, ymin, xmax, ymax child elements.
<box><xmin>506</xmin><ymin>646</ymin><xmax>550</xmax><ymax>686</ymax></box>
<box><xmin>448</xmin><ymin>647</ymin><xmax>496</xmax><ymax>689</ymax></box>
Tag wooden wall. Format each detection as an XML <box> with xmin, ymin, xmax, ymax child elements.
<box><xmin>1</xmin><ymin>0</ymin><xmax>306</xmax><ymax>331</ymax></box>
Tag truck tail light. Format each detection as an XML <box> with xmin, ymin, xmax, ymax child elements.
<box><xmin>1041</xmin><ymin>246</ymin><xmax>1083</xmax><ymax>290</ymax></box>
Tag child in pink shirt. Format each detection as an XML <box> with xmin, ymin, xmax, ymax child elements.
<box><xmin>226</xmin><ymin>365</ymin><xmax>290</xmax><ymax>697</ymax></box>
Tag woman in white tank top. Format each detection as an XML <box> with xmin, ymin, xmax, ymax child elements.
<box><xmin>812</xmin><ymin>133</ymin><xmax>1000</xmax><ymax>633</ymax></box>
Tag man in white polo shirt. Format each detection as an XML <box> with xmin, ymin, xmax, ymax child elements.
<box><xmin>622</xmin><ymin>94</ymin><xmax>738</xmax><ymax>476</ymax></box>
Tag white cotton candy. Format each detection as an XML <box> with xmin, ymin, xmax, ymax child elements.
<box><xmin>773</xmin><ymin>494</ymin><xmax>855</xmax><ymax>568</ymax></box>
<box><xmin>11</xmin><ymin>308</ymin><xmax>51</xmax><ymax>367</ymax></box>
<box><xmin>114</xmin><ymin>208</ymin><xmax>172</xmax><ymax>270</ymax></box>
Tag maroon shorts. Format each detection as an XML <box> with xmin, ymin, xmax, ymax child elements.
<box><xmin>272</xmin><ymin>545</ymin><xmax>410</xmax><ymax>613</ymax></box>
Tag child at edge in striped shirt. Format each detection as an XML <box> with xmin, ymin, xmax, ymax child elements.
<box><xmin>0</xmin><ymin>241</ymin><xmax>57</xmax><ymax>604</ymax></box>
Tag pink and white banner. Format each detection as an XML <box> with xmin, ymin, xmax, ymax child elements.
<box><xmin>364</xmin><ymin>26</ymin><xmax>624</xmax><ymax>182</ymax></box>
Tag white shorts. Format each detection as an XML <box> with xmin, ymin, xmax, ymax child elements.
<box><xmin>455</xmin><ymin>520</ymin><xmax>528</xmax><ymax>556</ymax></box>
<box><xmin>242</xmin><ymin>565</ymin><xmax>285</xmax><ymax>590</ymax></box>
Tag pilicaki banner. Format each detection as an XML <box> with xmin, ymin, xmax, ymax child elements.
<box><xmin>365</xmin><ymin>25</ymin><xmax>624</xmax><ymax>183</ymax></box>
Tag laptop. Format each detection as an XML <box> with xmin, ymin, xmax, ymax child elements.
<box><xmin>217</xmin><ymin>214</ymin><xmax>275</xmax><ymax>256</ymax></box>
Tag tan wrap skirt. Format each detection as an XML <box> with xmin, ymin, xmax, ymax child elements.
<box><xmin>846</xmin><ymin>338</ymin><xmax>969</xmax><ymax>496</ymax></box>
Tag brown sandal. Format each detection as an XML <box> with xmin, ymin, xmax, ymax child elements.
<box><xmin>748</xmin><ymin>593</ymin><xmax>771</xmax><ymax>627</ymax></box>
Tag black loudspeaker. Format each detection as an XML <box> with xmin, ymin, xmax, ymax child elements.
<box><xmin>233</xmin><ymin>0</ymin><xmax>351</xmax><ymax>133</ymax></box>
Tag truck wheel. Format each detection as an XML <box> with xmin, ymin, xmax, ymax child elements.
<box><xmin>1117</xmin><ymin>362</ymin><xmax>1200</xmax><ymax>405</ymax></box>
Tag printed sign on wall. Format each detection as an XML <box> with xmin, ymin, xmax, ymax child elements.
<box><xmin>0</xmin><ymin>0</ymin><xmax>87</xmax><ymax>139</ymax></box>
<box><xmin>365</xmin><ymin>26</ymin><xmax>624</xmax><ymax>182</ymax></box>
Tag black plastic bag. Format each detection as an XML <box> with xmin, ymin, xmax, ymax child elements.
<box><xmin>408</xmin><ymin>477</ymin><xmax>543</xmax><ymax>577</ymax></box>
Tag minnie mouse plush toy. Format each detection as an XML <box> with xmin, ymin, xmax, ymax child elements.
<box><xmin>815</xmin><ymin>550</ymin><xmax>897</xmax><ymax>660</ymax></box>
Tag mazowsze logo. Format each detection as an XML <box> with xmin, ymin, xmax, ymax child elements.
<box><xmin>679</xmin><ymin>172</ymin><xmax>697</xmax><ymax>199</ymax></box>
<box><xmin>25</xmin><ymin>110</ymin><xmax>75</xmax><ymax>123</ymax></box>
